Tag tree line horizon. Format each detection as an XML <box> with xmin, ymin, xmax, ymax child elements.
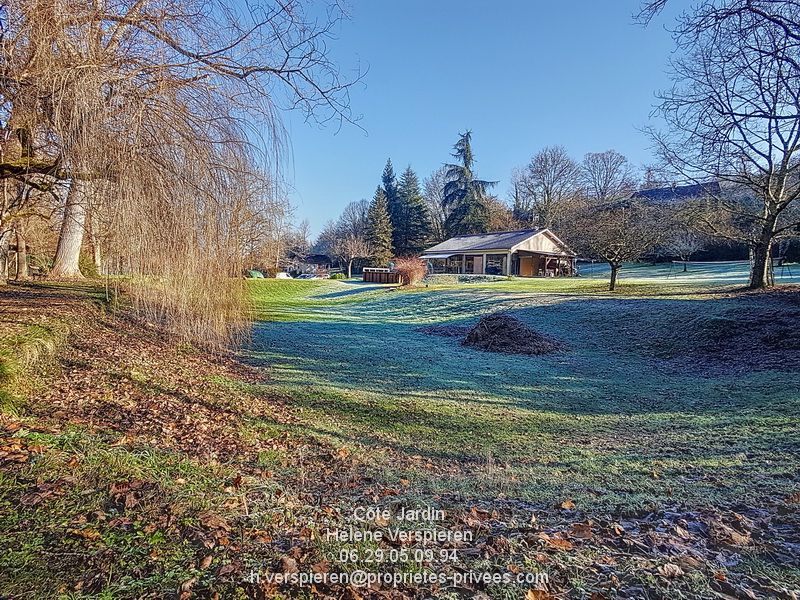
<box><xmin>312</xmin><ymin>130</ymin><xmax>795</xmax><ymax>290</ymax></box>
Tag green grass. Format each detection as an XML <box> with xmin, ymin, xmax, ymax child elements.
<box><xmin>0</xmin><ymin>426</ymin><xmax>239</xmax><ymax>599</ymax></box>
<box><xmin>0</xmin><ymin>323</ymin><xmax>69</xmax><ymax>414</ymax></box>
<box><xmin>247</xmin><ymin>266</ymin><xmax>800</xmax><ymax>511</ymax></box>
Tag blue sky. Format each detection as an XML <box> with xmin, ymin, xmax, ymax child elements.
<box><xmin>281</xmin><ymin>1</ymin><xmax>690</xmax><ymax>236</ymax></box>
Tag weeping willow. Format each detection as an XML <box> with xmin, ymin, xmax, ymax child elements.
<box><xmin>1</xmin><ymin>0</ymin><xmax>355</xmax><ymax>346</ymax></box>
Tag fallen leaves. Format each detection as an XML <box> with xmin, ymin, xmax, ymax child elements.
<box><xmin>571</xmin><ymin>521</ymin><xmax>593</xmax><ymax>539</ymax></box>
<box><xmin>525</xmin><ymin>590</ymin><xmax>555</xmax><ymax>600</ymax></box>
<box><xmin>0</xmin><ymin>437</ymin><xmax>32</xmax><ymax>463</ymax></box>
<box><xmin>708</xmin><ymin>518</ymin><xmax>751</xmax><ymax>548</ymax></box>
<box><xmin>19</xmin><ymin>477</ymin><xmax>75</xmax><ymax>506</ymax></box>
<box><xmin>199</xmin><ymin>512</ymin><xmax>231</xmax><ymax>532</ymax></box>
<box><xmin>658</xmin><ymin>563</ymin><xmax>685</xmax><ymax>579</ymax></box>
<box><xmin>67</xmin><ymin>527</ymin><xmax>102</xmax><ymax>542</ymax></box>
<box><xmin>279</xmin><ymin>556</ymin><xmax>299</xmax><ymax>574</ymax></box>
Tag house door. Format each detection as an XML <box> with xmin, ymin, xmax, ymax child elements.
<box><xmin>519</xmin><ymin>256</ymin><xmax>534</xmax><ymax>277</ymax></box>
<box><xmin>473</xmin><ymin>256</ymin><xmax>483</xmax><ymax>274</ymax></box>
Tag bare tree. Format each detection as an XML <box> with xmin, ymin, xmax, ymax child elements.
<box><xmin>331</xmin><ymin>234</ymin><xmax>371</xmax><ymax>279</ymax></box>
<box><xmin>484</xmin><ymin>195</ymin><xmax>515</xmax><ymax>231</ymax></box>
<box><xmin>0</xmin><ymin>0</ymin><xmax>359</xmax><ymax>344</ymax></box>
<box><xmin>423</xmin><ymin>166</ymin><xmax>450</xmax><ymax>243</ymax></box>
<box><xmin>663</xmin><ymin>229</ymin><xmax>707</xmax><ymax>271</ymax></box>
<box><xmin>338</xmin><ymin>199</ymin><xmax>371</xmax><ymax>239</ymax></box>
<box><xmin>582</xmin><ymin>150</ymin><xmax>638</xmax><ymax>201</ymax></box>
<box><xmin>573</xmin><ymin>200</ymin><xmax>667</xmax><ymax>291</ymax></box>
<box><xmin>510</xmin><ymin>167</ymin><xmax>535</xmax><ymax>226</ymax></box>
<box><xmin>518</xmin><ymin>146</ymin><xmax>581</xmax><ymax>230</ymax></box>
<box><xmin>646</xmin><ymin>0</ymin><xmax>800</xmax><ymax>288</ymax></box>
<box><xmin>314</xmin><ymin>200</ymin><xmax>372</xmax><ymax>276</ymax></box>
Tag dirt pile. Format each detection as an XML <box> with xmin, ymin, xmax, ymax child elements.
<box><xmin>462</xmin><ymin>313</ymin><xmax>563</xmax><ymax>355</ymax></box>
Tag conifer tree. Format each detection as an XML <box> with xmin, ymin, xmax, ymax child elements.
<box><xmin>366</xmin><ymin>186</ymin><xmax>393</xmax><ymax>266</ymax></box>
<box><xmin>381</xmin><ymin>159</ymin><xmax>401</xmax><ymax>252</ymax></box>
<box><xmin>396</xmin><ymin>166</ymin><xmax>431</xmax><ymax>255</ymax></box>
<box><xmin>443</xmin><ymin>131</ymin><xmax>495</xmax><ymax>236</ymax></box>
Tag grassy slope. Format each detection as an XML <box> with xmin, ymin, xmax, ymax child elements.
<box><xmin>0</xmin><ymin>283</ymin><xmax>328</xmax><ymax>599</ymax></box>
<box><xmin>247</xmin><ymin>275</ymin><xmax>800</xmax><ymax>511</ymax></box>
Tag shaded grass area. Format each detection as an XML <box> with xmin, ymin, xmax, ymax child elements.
<box><xmin>247</xmin><ymin>275</ymin><xmax>800</xmax><ymax>511</ymax></box>
<box><xmin>0</xmin><ymin>282</ymin><xmax>103</xmax><ymax>413</ymax></box>
<box><xmin>0</xmin><ymin>283</ymin><xmax>310</xmax><ymax>599</ymax></box>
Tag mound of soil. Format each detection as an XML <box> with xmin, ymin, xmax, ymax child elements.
<box><xmin>668</xmin><ymin>294</ymin><xmax>800</xmax><ymax>373</ymax></box>
<box><xmin>462</xmin><ymin>313</ymin><xmax>562</xmax><ymax>355</ymax></box>
<box><xmin>692</xmin><ymin>309</ymin><xmax>800</xmax><ymax>370</ymax></box>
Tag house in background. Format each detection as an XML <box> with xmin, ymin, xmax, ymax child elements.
<box><xmin>420</xmin><ymin>228</ymin><xmax>576</xmax><ymax>277</ymax></box>
<box><xmin>632</xmin><ymin>181</ymin><xmax>722</xmax><ymax>204</ymax></box>
<box><xmin>283</xmin><ymin>252</ymin><xmax>335</xmax><ymax>276</ymax></box>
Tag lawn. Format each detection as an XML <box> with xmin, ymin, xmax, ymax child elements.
<box><xmin>247</xmin><ymin>265</ymin><xmax>800</xmax><ymax>511</ymax></box>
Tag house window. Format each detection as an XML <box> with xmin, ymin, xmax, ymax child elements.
<box><xmin>446</xmin><ymin>256</ymin><xmax>462</xmax><ymax>273</ymax></box>
<box><xmin>485</xmin><ymin>254</ymin><xmax>506</xmax><ymax>275</ymax></box>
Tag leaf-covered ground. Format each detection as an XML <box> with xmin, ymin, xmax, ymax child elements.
<box><xmin>1</xmin><ymin>271</ymin><xmax>799</xmax><ymax>599</ymax></box>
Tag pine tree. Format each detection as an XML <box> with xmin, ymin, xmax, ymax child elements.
<box><xmin>396</xmin><ymin>166</ymin><xmax>431</xmax><ymax>255</ymax></box>
<box><xmin>381</xmin><ymin>158</ymin><xmax>402</xmax><ymax>253</ymax></box>
<box><xmin>366</xmin><ymin>187</ymin><xmax>393</xmax><ymax>266</ymax></box>
<box><xmin>443</xmin><ymin>131</ymin><xmax>495</xmax><ymax>236</ymax></box>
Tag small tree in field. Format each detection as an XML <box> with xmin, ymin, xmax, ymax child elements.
<box><xmin>332</xmin><ymin>235</ymin><xmax>371</xmax><ymax>279</ymax></box>
<box><xmin>574</xmin><ymin>200</ymin><xmax>666</xmax><ymax>291</ymax></box>
<box><xmin>663</xmin><ymin>229</ymin><xmax>706</xmax><ymax>271</ymax></box>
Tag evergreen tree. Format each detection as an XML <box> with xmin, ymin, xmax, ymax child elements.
<box><xmin>396</xmin><ymin>166</ymin><xmax>432</xmax><ymax>255</ymax></box>
<box><xmin>366</xmin><ymin>187</ymin><xmax>393</xmax><ymax>266</ymax></box>
<box><xmin>443</xmin><ymin>131</ymin><xmax>496</xmax><ymax>236</ymax></box>
<box><xmin>381</xmin><ymin>159</ymin><xmax>402</xmax><ymax>253</ymax></box>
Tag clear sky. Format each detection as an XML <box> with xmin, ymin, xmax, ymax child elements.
<box><xmin>281</xmin><ymin>0</ymin><xmax>690</xmax><ymax>236</ymax></box>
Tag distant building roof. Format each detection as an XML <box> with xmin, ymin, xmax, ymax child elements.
<box><xmin>632</xmin><ymin>181</ymin><xmax>721</xmax><ymax>202</ymax></box>
<box><xmin>422</xmin><ymin>228</ymin><xmax>574</xmax><ymax>256</ymax></box>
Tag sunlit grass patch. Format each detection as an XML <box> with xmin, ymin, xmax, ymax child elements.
<box><xmin>0</xmin><ymin>426</ymin><xmax>242</xmax><ymax>598</ymax></box>
<box><xmin>0</xmin><ymin>322</ymin><xmax>70</xmax><ymax>415</ymax></box>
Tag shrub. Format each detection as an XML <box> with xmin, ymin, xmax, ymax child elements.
<box><xmin>330</xmin><ymin>273</ymin><xmax>346</xmax><ymax>280</ymax></box>
<box><xmin>393</xmin><ymin>257</ymin><xmax>427</xmax><ymax>286</ymax></box>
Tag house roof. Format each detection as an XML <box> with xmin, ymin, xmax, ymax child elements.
<box><xmin>632</xmin><ymin>181</ymin><xmax>721</xmax><ymax>202</ymax></box>
<box><xmin>421</xmin><ymin>228</ymin><xmax>574</xmax><ymax>256</ymax></box>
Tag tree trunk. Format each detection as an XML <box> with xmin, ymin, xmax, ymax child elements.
<box><xmin>14</xmin><ymin>223</ymin><xmax>29</xmax><ymax>280</ymax></box>
<box><xmin>347</xmin><ymin>259</ymin><xmax>353</xmax><ymax>279</ymax></box>
<box><xmin>749</xmin><ymin>211</ymin><xmax>779</xmax><ymax>289</ymax></box>
<box><xmin>50</xmin><ymin>180</ymin><xmax>87</xmax><ymax>279</ymax></box>
<box><xmin>749</xmin><ymin>240</ymin><xmax>773</xmax><ymax>289</ymax></box>
<box><xmin>682</xmin><ymin>261</ymin><xmax>688</xmax><ymax>272</ymax></box>
<box><xmin>609</xmin><ymin>263</ymin><xmax>619</xmax><ymax>291</ymax></box>
<box><xmin>86</xmin><ymin>207</ymin><xmax>103</xmax><ymax>274</ymax></box>
<box><xmin>0</xmin><ymin>230</ymin><xmax>11</xmax><ymax>284</ymax></box>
